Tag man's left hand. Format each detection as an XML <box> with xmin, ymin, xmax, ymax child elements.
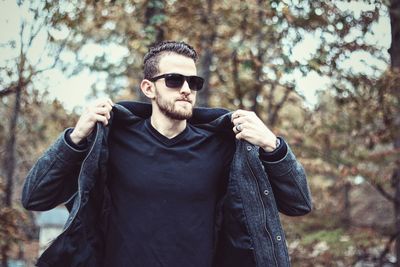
<box><xmin>232</xmin><ymin>110</ymin><xmax>278</xmax><ymax>152</ymax></box>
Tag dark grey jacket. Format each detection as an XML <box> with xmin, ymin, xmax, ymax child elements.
<box><xmin>22</xmin><ymin>102</ymin><xmax>312</xmax><ymax>267</ymax></box>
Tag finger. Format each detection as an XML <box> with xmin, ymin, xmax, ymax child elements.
<box><xmin>92</xmin><ymin>107</ymin><xmax>111</xmax><ymax>118</ymax></box>
<box><xmin>235</xmin><ymin>131</ymin><xmax>243</xmax><ymax>140</ymax></box>
<box><xmin>233</xmin><ymin>122</ymin><xmax>247</xmax><ymax>134</ymax></box>
<box><xmin>98</xmin><ymin>105</ymin><xmax>113</xmax><ymax>118</ymax></box>
<box><xmin>107</xmin><ymin>98</ymin><xmax>114</xmax><ymax>107</ymax></box>
<box><xmin>94</xmin><ymin>99</ymin><xmax>106</xmax><ymax>107</ymax></box>
<box><xmin>232</xmin><ymin>116</ymin><xmax>247</xmax><ymax>125</ymax></box>
<box><xmin>231</xmin><ymin>110</ymin><xmax>243</xmax><ymax>122</ymax></box>
<box><xmin>94</xmin><ymin>98</ymin><xmax>113</xmax><ymax>109</ymax></box>
<box><xmin>104</xmin><ymin>100</ymin><xmax>114</xmax><ymax>112</ymax></box>
<box><xmin>93</xmin><ymin>114</ymin><xmax>108</xmax><ymax>125</ymax></box>
<box><xmin>233</xmin><ymin>111</ymin><xmax>256</xmax><ymax>123</ymax></box>
<box><xmin>98</xmin><ymin>101</ymin><xmax>113</xmax><ymax>109</ymax></box>
<box><xmin>87</xmin><ymin>111</ymin><xmax>108</xmax><ymax>124</ymax></box>
<box><xmin>232</xmin><ymin>109</ymin><xmax>251</xmax><ymax>120</ymax></box>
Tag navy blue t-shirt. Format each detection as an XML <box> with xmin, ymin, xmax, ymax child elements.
<box><xmin>103</xmin><ymin>119</ymin><xmax>234</xmax><ymax>267</ymax></box>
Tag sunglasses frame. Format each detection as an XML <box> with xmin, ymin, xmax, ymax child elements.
<box><xmin>149</xmin><ymin>73</ymin><xmax>204</xmax><ymax>91</ymax></box>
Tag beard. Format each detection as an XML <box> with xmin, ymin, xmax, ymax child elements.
<box><xmin>155</xmin><ymin>90</ymin><xmax>194</xmax><ymax>120</ymax></box>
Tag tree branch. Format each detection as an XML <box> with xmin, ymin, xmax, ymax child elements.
<box><xmin>232</xmin><ymin>50</ymin><xmax>244</xmax><ymax>109</ymax></box>
<box><xmin>269</xmin><ymin>85</ymin><xmax>292</xmax><ymax>126</ymax></box>
<box><xmin>371</xmin><ymin>181</ymin><xmax>395</xmax><ymax>203</ymax></box>
<box><xmin>0</xmin><ymin>85</ymin><xmax>18</xmax><ymax>97</ymax></box>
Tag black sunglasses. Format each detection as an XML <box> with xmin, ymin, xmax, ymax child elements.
<box><xmin>149</xmin><ymin>73</ymin><xmax>204</xmax><ymax>91</ymax></box>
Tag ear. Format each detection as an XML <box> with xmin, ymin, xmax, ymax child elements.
<box><xmin>140</xmin><ymin>79</ymin><xmax>156</xmax><ymax>99</ymax></box>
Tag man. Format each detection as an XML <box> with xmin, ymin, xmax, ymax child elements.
<box><xmin>22</xmin><ymin>41</ymin><xmax>312</xmax><ymax>267</ymax></box>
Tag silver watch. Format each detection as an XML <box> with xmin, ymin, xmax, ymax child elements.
<box><xmin>273</xmin><ymin>138</ymin><xmax>280</xmax><ymax>151</ymax></box>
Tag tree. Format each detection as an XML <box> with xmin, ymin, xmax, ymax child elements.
<box><xmin>289</xmin><ymin>1</ymin><xmax>399</xmax><ymax>264</ymax></box>
<box><xmin>0</xmin><ymin>1</ymin><xmax>69</xmax><ymax>265</ymax></box>
<box><xmin>388</xmin><ymin>0</ymin><xmax>400</xmax><ymax>264</ymax></box>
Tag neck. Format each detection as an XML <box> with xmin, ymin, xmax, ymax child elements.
<box><xmin>150</xmin><ymin>111</ymin><xmax>187</xmax><ymax>139</ymax></box>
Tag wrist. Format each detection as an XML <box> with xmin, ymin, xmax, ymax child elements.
<box><xmin>262</xmin><ymin>137</ymin><xmax>279</xmax><ymax>152</ymax></box>
<box><xmin>69</xmin><ymin>130</ymin><xmax>84</xmax><ymax>145</ymax></box>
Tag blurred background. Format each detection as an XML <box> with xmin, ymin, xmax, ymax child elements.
<box><xmin>0</xmin><ymin>0</ymin><xmax>399</xmax><ymax>266</ymax></box>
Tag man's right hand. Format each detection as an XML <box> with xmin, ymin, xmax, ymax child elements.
<box><xmin>69</xmin><ymin>98</ymin><xmax>114</xmax><ymax>145</ymax></box>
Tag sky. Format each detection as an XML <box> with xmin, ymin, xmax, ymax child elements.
<box><xmin>0</xmin><ymin>0</ymin><xmax>392</xmax><ymax>112</ymax></box>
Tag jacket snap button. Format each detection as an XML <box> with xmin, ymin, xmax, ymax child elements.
<box><xmin>246</xmin><ymin>146</ymin><xmax>252</xmax><ymax>151</ymax></box>
<box><xmin>263</xmin><ymin>190</ymin><xmax>269</xmax><ymax>195</ymax></box>
<box><xmin>276</xmin><ymin>235</ymin><xmax>282</xmax><ymax>241</ymax></box>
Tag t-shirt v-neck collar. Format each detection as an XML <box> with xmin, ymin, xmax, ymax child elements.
<box><xmin>145</xmin><ymin>119</ymin><xmax>189</xmax><ymax>146</ymax></box>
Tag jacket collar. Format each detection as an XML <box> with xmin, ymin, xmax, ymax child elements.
<box><xmin>112</xmin><ymin>101</ymin><xmax>234</xmax><ymax>134</ymax></box>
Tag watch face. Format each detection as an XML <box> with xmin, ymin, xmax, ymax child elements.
<box><xmin>276</xmin><ymin>138</ymin><xmax>280</xmax><ymax>148</ymax></box>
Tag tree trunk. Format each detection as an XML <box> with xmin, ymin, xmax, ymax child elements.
<box><xmin>197</xmin><ymin>37</ymin><xmax>214</xmax><ymax>107</ymax></box>
<box><xmin>395</xmin><ymin>168</ymin><xmax>400</xmax><ymax>266</ymax></box>
<box><xmin>232</xmin><ymin>50</ymin><xmax>244</xmax><ymax>109</ymax></box>
<box><xmin>197</xmin><ymin>0</ymin><xmax>215</xmax><ymax>108</ymax></box>
<box><xmin>1</xmin><ymin>84</ymin><xmax>22</xmax><ymax>267</ymax></box>
<box><xmin>138</xmin><ymin>0</ymin><xmax>166</xmax><ymax>103</ymax></box>
<box><xmin>342</xmin><ymin>181</ymin><xmax>351</xmax><ymax>228</ymax></box>
<box><xmin>250</xmin><ymin>0</ymin><xmax>266</xmax><ymax>114</ymax></box>
<box><xmin>144</xmin><ymin>0</ymin><xmax>165</xmax><ymax>46</ymax></box>
<box><xmin>3</xmin><ymin>86</ymin><xmax>21</xmax><ymax>206</ymax></box>
<box><xmin>389</xmin><ymin>0</ymin><xmax>400</xmax><ymax>265</ymax></box>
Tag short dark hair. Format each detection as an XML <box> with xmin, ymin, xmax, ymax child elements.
<box><xmin>143</xmin><ymin>41</ymin><xmax>198</xmax><ymax>80</ymax></box>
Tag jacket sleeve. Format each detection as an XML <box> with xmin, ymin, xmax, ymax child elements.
<box><xmin>21</xmin><ymin>128</ymin><xmax>88</xmax><ymax>211</ymax></box>
<box><xmin>260</xmin><ymin>139</ymin><xmax>312</xmax><ymax>216</ymax></box>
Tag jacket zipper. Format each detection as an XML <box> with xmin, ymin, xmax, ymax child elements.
<box><xmin>246</xmin><ymin>153</ymin><xmax>279</xmax><ymax>267</ymax></box>
<box><xmin>42</xmin><ymin>124</ymin><xmax>100</xmax><ymax>255</ymax></box>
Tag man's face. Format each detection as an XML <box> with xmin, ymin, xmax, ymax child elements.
<box><xmin>152</xmin><ymin>53</ymin><xmax>197</xmax><ymax>120</ymax></box>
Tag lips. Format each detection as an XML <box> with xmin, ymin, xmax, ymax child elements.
<box><xmin>176</xmin><ymin>99</ymin><xmax>192</xmax><ymax>104</ymax></box>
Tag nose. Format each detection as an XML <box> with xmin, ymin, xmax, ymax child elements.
<box><xmin>180</xmin><ymin>80</ymin><xmax>191</xmax><ymax>95</ymax></box>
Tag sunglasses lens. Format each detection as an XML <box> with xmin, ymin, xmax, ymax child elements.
<box><xmin>162</xmin><ymin>74</ymin><xmax>204</xmax><ymax>91</ymax></box>
<box><xmin>188</xmin><ymin>76</ymin><xmax>204</xmax><ymax>91</ymax></box>
<box><xmin>165</xmin><ymin>74</ymin><xmax>185</xmax><ymax>88</ymax></box>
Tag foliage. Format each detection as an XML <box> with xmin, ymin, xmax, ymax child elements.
<box><xmin>0</xmin><ymin>89</ymin><xmax>77</xmax><ymax>264</ymax></box>
<box><xmin>0</xmin><ymin>179</ymin><xmax>27</xmax><ymax>248</ymax></box>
